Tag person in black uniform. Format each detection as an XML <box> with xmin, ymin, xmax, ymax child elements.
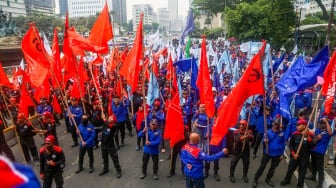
<box><xmin>39</xmin><ymin>135</ymin><xmax>65</xmax><ymax>188</ymax></box>
<box><xmin>0</xmin><ymin>118</ymin><xmax>15</xmax><ymax>161</ymax></box>
<box><xmin>16</xmin><ymin>113</ymin><xmax>39</xmax><ymax>163</ymax></box>
<box><xmin>98</xmin><ymin>115</ymin><xmax>122</xmax><ymax>178</ymax></box>
<box><xmin>280</xmin><ymin>118</ymin><xmax>315</xmax><ymax>188</ymax></box>
<box><xmin>229</xmin><ymin>119</ymin><xmax>254</xmax><ymax>183</ymax></box>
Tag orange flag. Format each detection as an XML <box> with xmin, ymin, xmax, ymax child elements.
<box><xmin>0</xmin><ymin>63</ymin><xmax>11</xmax><ymax>88</ymax></box>
<box><xmin>62</xmin><ymin>13</ymin><xmax>77</xmax><ymax>79</ymax></box>
<box><xmin>88</xmin><ymin>2</ymin><xmax>113</xmax><ymax>47</ymax></box>
<box><xmin>210</xmin><ymin>41</ymin><xmax>266</xmax><ymax>146</ymax></box>
<box><xmin>52</xmin><ymin>94</ymin><xmax>62</xmax><ymax>114</ymax></box>
<box><xmin>18</xmin><ymin>86</ymin><xmax>35</xmax><ymax>118</ymax></box>
<box><xmin>166</xmin><ymin>54</ymin><xmax>173</xmax><ymax>81</ymax></box>
<box><xmin>51</xmin><ymin>28</ymin><xmax>62</xmax><ymax>86</ymax></box>
<box><xmin>70</xmin><ymin>81</ymin><xmax>81</xmax><ymax>99</ymax></box>
<box><xmin>21</xmin><ymin>24</ymin><xmax>51</xmax><ymax>87</ymax></box>
<box><xmin>196</xmin><ymin>36</ymin><xmax>215</xmax><ymax>118</ymax></box>
<box><xmin>164</xmin><ymin>75</ymin><xmax>185</xmax><ymax>147</ymax></box>
<box><xmin>34</xmin><ymin>78</ymin><xmax>51</xmax><ymax>102</ymax></box>
<box><xmin>119</xmin><ymin>13</ymin><xmax>143</xmax><ymax>92</ymax></box>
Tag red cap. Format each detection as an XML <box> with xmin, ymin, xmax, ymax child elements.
<box><xmin>45</xmin><ymin>135</ymin><xmax>55</xmax><ymax>144</ymax></box>
<box><xmin>297</xmin><ymin>118</ymin><xmax>307</xmax><ymax>125</ymax></box>
<box><xmin>43</xmin><ymin>111</ymin><xmax>53</xmax><ymax>119</ymax></box>
<box><xmin>10</xmin><ymin>97</ymin><xmax>16</xmax><ymax>103</ymax></box>
<box><xmin>17</xmin><ymin>113</ymin><xmax>26</xmax><ymax>120</ymax></box>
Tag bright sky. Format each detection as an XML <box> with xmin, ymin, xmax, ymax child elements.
<box><xmin>126</xmin><ymin>0</ymin><xmax>190</xmax><ymax>21</ymax></box>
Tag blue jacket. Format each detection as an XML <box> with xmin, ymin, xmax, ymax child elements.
<box><xmin>294</xmin><ymin>92</ymin><xmax>312</xmax><ymax>110</ymax></box>
<box><xmin>285</xmin><ymin>117</ymin><xmax>314</xmax><ymax>141</ymax></box>
<box><xmin>78</xmin><ymin>123</ymin><xmax>96</xmax><ymax>148</ymax></box>
<box><xmin>138</xmin><ymin>128</ymin><xmax>161</xmax><ymax>155</ymax></box>
<box><xmin>256</xmin><ymin>114</ymin><xmax>272</xmax><ymax>134</ymax></box>
<box><xmin>247</xmin><ymin>107</ymin><xmax>259</xmax><ymax>127</ymax></box>
<box><xmin>264</xmin><ymin>129</ymin><xmax>286</xmax><ymax>157</ymax></box>
<box><xmin>147</xmin><ymin>108</ymin><xmax>165</xmax><ymax>127</ymax></box>
<box><xmin>37</xmin><ymin>104</ymin><xmax>53</xmax><ymax>115</ymax></box>
<box><xmin>312</xmin><ymin>128</ymin><xmax>331</xmax><ymax>154</ymax></box>
<box><xmin>180</xmin><ymin>143</ymin><xmax>224</xmax><ymax>179</ymax></box>
<box><xmin>112</xmin><ymin>102</ymin><xmax>128</xmax><ymax>123</ymax></box>
<box><xmin>67</xmin><ymin>105</ymin><xmax>83</xmax><ymax>126</ymax></box>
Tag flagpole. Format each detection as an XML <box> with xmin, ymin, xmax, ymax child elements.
<box><xmin>74</xmin><ymin>57</ymin><xmax>87</xmax><ymax>115</ymax></box>
<box><xmin>89</xmin><ymin>63</ymin><xmax>106</xmax><ymax>120</ymax></box>
<box><xmin>242</xmin><ymin>96</ymin><xmax>255</xmax><ymax>152</ymax></box>
<box><xmin>0</xmin><ymin>87</ymin><xmax>27</xmax><ymax>164</ymax></box>
<box><xmin>296</xmin><ymin>89</ymin><xmax>321</xmax><ymax>156</ymax></box>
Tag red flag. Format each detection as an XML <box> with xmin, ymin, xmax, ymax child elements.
<box><xmin>21</xmin><ymin>24</ymin><xmax>51</xmax><ymax>87</ymax></box>
<box><xmin>0</xmin><ymin>63</ymin><xmax>11</xmax><ymax>88</ymax></box>
<box><xmin>62</xmin><ymin>13</ymin><xmax>77</xmax><ymax>79</ymax></box>
<box><xmin>322</xmin><ymin>51</ymin><xmax>336</xmax><ymax>114</ymax></box>
<box><xmin>196</xmin><ymin>36</ymin><xmax>215</xmax><ymax>118</ymax></box>
<box><xmin>91</xmin><ymin>54</ymin><xmax>103</xmax><ymax>65</ymax></box>
<box><xmin>51</xmin><ymin>28</ymin><xmax>62</xmax><ymax>87</ymax></box>
<box><xmin>34</xmin><ymin>78</ymin><xmax>51</xmax><ymax>102</ymax></box>
<box><xmin>164</xmin><ymin>91</ymin><xmax>185</xmax><ymax>147</ymax></box>
<box><xmin>166</xmin><ymin>54</ymin><xmax>173</xmax><ymax>81</ymax></box>
<box><xmin>88</xmin><ymin>2</ymin><xmax>113</xmax><ymax>47</ymax></box>
<box><xmin>119</xmin><ymin>14</ymin><xmax>143</xmax><ymax>92</ymax></box>
<box><xmin>68</xmin><ymin>28</ymin><xmax>108</xmax><ymax>54</ymax></box>
<box><xmin>52</xmin><ymin>94</ymin><xmax>62</xmax><ymax>114</ymax></box>
<box><xmin>210</xmin><ymin>41</ymin><xmax>266</xmax><ymax>145</ymax></box>
<box><xmin>70</xmin><ymin>81</ymin><xmax>81</xmax><ymax>99</ymax></box>
<box><xmin>108</xmin><ymin>47</ymin><xmax>119</xmax><ymax>73</ymax></box>
<box><xmin>18</xmin><ymin>86</ymin><xmax>34</xmax><ymax>118</ymax></box>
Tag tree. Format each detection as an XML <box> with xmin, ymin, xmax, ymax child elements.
<box><xmin>152</xmin><ymin>22</ymin><xmax>159</xmax><ymax>32</ymax></box>
<box><xmin>226</xmin><ymin>0</ymin><xmax>295</xmax><ymax>49</ymax></box>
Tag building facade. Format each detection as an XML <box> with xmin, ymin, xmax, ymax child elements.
<box><xmin>132</xmin><ymin>4</ymin><xmax>155</xmax><ymax>31</ymax></box>
<box><xmin>24</xmin><ymin>0</ymin><xmax>54</xmax><ymax>15</ymax></box>
<box><xmin>168</xmin><ymin>0</ymin><xmax>178</xmax><ymax>21</ymax></box>
<box><xmin>0</xmin><ymin>0</ymin><xmax>26</xmax><ymax>17</ymax></box>
<box><xmin>295</xmin><ymin>0</ymin><xmax>332</xmax><ymax>20</ymax></box>
<box><xmin>68</xmin><ymin>0</ymin><xmax>112</xmax><ymax>18</ymax></box>
<box><xmin>157</xmin><ymin>8</ymin><xmax>169</xmax><ymax>31</ymax></box>
<box><xmin>112</xmin><ymin>0</ymin><xmax>126</xmax><ymax>25</ymax></box>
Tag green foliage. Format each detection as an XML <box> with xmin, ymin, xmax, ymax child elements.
<box><xmin>300</xmin><ymin>12</ymin><xmax>328</xmax><ymax>25</ymax></box>
<box><xmin>226</xmin><ymin>0</ymin><xmax>295</xmax><ymax>49</ymax></box>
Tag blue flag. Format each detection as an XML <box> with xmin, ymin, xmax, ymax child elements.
<box><xmin>276</xmin><ymin>46</ymin><xmax>329</xmax><ymax>119</ymax></box>
<box><xmin>270</xmin><ymin>53</ymin><xmax>284</xmax><ymax>76</ymax></box>
<box><xmin>177</xmin><ymin>78</ymin><xmax>184</xmax><ymax>105</ymax></box>
<box><xmin>190</xmin><ymin>57</ymin><xmax>198</xmax><ymax>90</ymax></box>
<box><xmin>180</xmin><ymin>10</ymin><xmax>195</xmax><ymax>45</ymax></box>
<box><xmin>146</xmin><ymin>71</ymin><xmax>160</xmax><ymax>106</ymax></box>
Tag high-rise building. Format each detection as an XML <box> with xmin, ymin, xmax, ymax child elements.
<box><xmin>294</xmin><ymin>0</ymin><xmax>332</xmax><ymax>20</ymax></box>
<box><xmin>132</xmin><ymin>4</ymin><xmax>155</xmax><ymax>32</ymax></box>
<box><xmin>112</xmin><ymin>0</ymin><xmax>127</xmax><ymax>25</ymax></box>
<box><xmin>0</xmin><ymin>0</ymin><xmax>26</xmax><ymax>17</ymax></box>
<box><xmin>57</xmin><ymin>0</ymin><xmax>68</xmax><ymax>17</ymax></box>
<box><xmin>168</xmin><ymin>0</ymin><xmax>178</xmax><ymax>21</ymax></box>
<box><xmin>157</xmin><ymin>8</ymin><xmax>169</xmax><ymax>31</ymax></box>
<box><xmin>68</xmin><ymin>0</ymin><xmax>112</xmax><ymax>18</ymax></box>
<box><xmin>24</xmin><ymin>0</ymin><xmax>55</xmax><ymax>15</ymax></box>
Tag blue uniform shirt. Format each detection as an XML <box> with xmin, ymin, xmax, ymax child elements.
<box><xmin>78</xmin><ymin>123</ymin><xmax>96</xmax><ymax>148</ymax></box>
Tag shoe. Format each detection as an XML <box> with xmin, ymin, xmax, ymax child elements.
<box><xmin>88</xmin><ymin>167</ymin><xmax>94</xmax><ymax>173</ymax></box>
<box><xmin>280</xmin><ymin>180</ymin><xmax>289</xmax><ymax>186</ymax></box>
<box><xmin>327</xmin><ymin>160</ymin><xmax>335</xmax><ymax>165</ymax></box>
<box><xmin>116</xmin><ymin>171</ymin><xmax>122</xmax><ymax>178</ymax></box>
<box><xmin>153</xmin><ymin>174</ymin><xmax>158</xmax><ymax>180</ymax></box>
<box><xmin>229</xmin><ymin>176</ymin><xmax>235</xmax><ymax>183</ymax></box>
<box><xmin>129</xmin><ymin>132</ymin><xmax>133</xmax><ymax>137</ymax></box>
<box><xmin>265</xmin><ymin>179</ymin><xmax>275</xmax><ymax>187</ymax></box>
<box><xmin>214</xmin><ymin>173</ymin><xmax>220</xmax><ymax>182</ymax></box>
<box><xmin>64</xmin><ymin>130</ymin><xmax>68</xmax><ymax>134</ymax></box>
<box><xmin>161</xmin><ymin>148</ymin><xmax>166</xmax><ymax>153</ymax></box>
<box><xmin>305</xmin><ymin>175</ymin><xmax>316</xmax><ymax>181</ymax></box>
<box><xmin>140</xmin><ymin>173</ymin><xmax>146</xmax><ymax>179</ymax></box>
<box><xmin>243</xmin><ymin>176</ymin><xmax>249</xmax><ymax>183</ymax></box>
<box><xmin>116</xmin><ymin>146</ymin><xmax>120</xmax><ymax>150</ymax></box>
<box><xmin>120</xmin><ymin>142</ymin><xmax>124</xmax><ymax>147</ymax></box>
<box><xmin>93</xmin><ymin>145</ymin><xmax>99</xmax><ymax>150</ymax></box>
<box><xmin>72</xmin><ymin>143</ymin><xmax>78</xmax><ymax>148</ymax></box>
<box><xmin>167</xmin><ymin>172</ymin><xmax>175</xmax><ymax>178</ymax></box>
<box><xmin>99</xmin><ymin>170</ymin><xmax>109</xmax><ymax>176</ymax></box>
<box><xmin>252</xmin><ymin>154</ymin><xmax>256</xmax><ymax>159</ymax></box>
<box><xmin>252</xmin><ymin>181</ymin><xmax>257</xmax><ymax>188</ymax></box>
<box><xmin>135</xmin><ymin>146</ymin><xmax>140</xmax><ymax>151</ymax></box>
<box><xmin>75</xmin><ymin>167</ymin><xmax>83</xmax><ymax>174</ymax></box>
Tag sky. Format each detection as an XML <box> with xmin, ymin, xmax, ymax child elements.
<box><xmin>126</xmin><ymin>0</ymin><xmax>190</xmax><ymax>21</ymax></box>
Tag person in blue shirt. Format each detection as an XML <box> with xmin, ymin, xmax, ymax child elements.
<box><xmin>112</xmin><ymin>97</ymin><xmax>128</xmax><ymax>148</ymax></box>
<box><xmin>306</xmin><ymin>117</ymin><xmax>332</xmax><ymax>188</ymax></box>
<box><xmin>147</xmin><ymin>100</ymin><xmax>165</xmax><ymax>152</ymax></box>
<box><xmin>252</xmin><ymin>118</ymin><xmax>286</xmax><ymax>188</ymax></box>
<box><xmin>180</xmin><ymin>132</ymin><xmax>228</xmax><ymax>188</ymax></box>
<box><xmin>75</xmin><ymin>114</ymin><xmax>96</xmax><ymax>174</ymax></box>
<box><xmin>253</xmin><ymin>106</ymin><xmax>272</xmax><ymax>159</ymax></box>
<box><xmin>66</xmin><ymin>97</ymin><xmax>83</xmax><ymax>147</ymax></box>
<box><xmin>138</xmin><ymin>118</ymin><xmax>162</xmax><ymax>180</ymax></box>
<box><xmin>192</xmin><ymin>104</ymin><xmax>212</xmax><ymax>152</ymax></box>
<box><xmin>36</xmin><ymin>97</ymin><xmax>53</xmax><ymax>116</ymax></box>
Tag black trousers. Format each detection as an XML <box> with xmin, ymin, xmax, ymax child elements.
<box><xmin>311</xmin><ymin>152</ymin><xmax>325</xmax><ymax>184</ymax></box>
<box><xmin>230</xmin><ymin>151</ymin><xmax>250</xmax><ymax>177</ymax></box>
<box><xmin>125</xmin><ymin>116</ymin><xmax>132</xmax><ymax>134</ymax></box>
<box><xmin>0</xmin><ymin>143</ymin><xmax>15</xmax><ymax>162</ymax></box>
<box><xmin>282</xmin><ymin>155</ymin><xmax>309</xmax><ymax>188</ymax></box>
<box><xmin>142</xmin><ymin>153</ymin><xmax>159</xmax><ymax>174</ymax></box>
<box><xmin>78</xmin><ymin>146</ymin><xmax>94</xmax><ymax>168</ymax></box>
<box><xmin>20</xmin><ymin>137</ymin><xmax>39</xmax><ymax>161</ymax></box>
<box><xmin>69</xmin><ymin>125</ymin><xmax>78</xmax><ymax>144</ymax></box>
<box><xmin>43</xmin><ymin>172</ymin><xmax>63</xmax><ymax>188</ymax></box>
<box><xmin>205</xmin><ymin>151</ymin><xmax>219</xmax><ymax>172</ymax></box>
<box><xmin>170</xmin><ymin>140</ymin><xmax>185</xmax><ymax>174</ymax></box>
<box><xmin>115</xmin><ymin>122</ymin><xmax>125</xmax><ymax>147</ymax></box>
<box><xmin>101</xmin><ymin>147</ymin><xmax>121</xmax><ymax>172</ymax></box>
<box><xmin>137</xmin><ymin>135</ymin><xmax>145</xmax><ymax>147</ymax></box>
<box><xmin>253</xmin><ymin>132</ymin><xmax>263</xmax><ymax>155</ymax></box>
<box><xmin>254</xmin><ymin>153</ymin><xmax>281</xmax><ymax>181</ymax></box>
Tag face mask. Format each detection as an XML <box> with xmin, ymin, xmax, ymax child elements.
<box><xmin>46</xmin><ymin>145</ymin><xmax>53</xmax><ymax>150</ymax></box>
<box><xmin>82</xmin><ymin>119</ymin><xmax>89</xmax><ymax>125</ymax></box>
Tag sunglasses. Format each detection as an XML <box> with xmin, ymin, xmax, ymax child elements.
<box><xmin>45</xmin><ymin>142</ymin><xmax>52</xmax><ymax>145</ymax></box>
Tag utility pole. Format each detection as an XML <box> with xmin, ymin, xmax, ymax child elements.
<box><xmin>325</xmin><ymin>0</ymin><xmax>335</xmax><ymax>45</ymax></box>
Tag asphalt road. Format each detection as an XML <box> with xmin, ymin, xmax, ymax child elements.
<box><xmin>8</xmin><ymin>120</ymin><xmax>320</xmax><ymax>188</ymax></box>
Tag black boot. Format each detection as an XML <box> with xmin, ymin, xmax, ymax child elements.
<box><xmin>116</xmin><ymin>171</ymin><xmax>122</xmax><ymax>178</ymax></box>
<box><xmin>88</xmin><ymin>166</ymin><xmax>94</xmax><ymax>173</ymax></box>
<box><xmin>75</xmin><ymin>166</ymin><xmax>83</xmax><ymax>174</ymax></box>
<box><xmin>204</xmin><ymin>170</ymin><xmax>209</xmax><ymax>179</ymax></box>
<box><xmin>214</xmin><ymin>171</ymin><xmax>220</xmax><ymax>181</ymax></box>
<box><xmin>99</xmin><ymin>169</ymin><xmax>109</xmax><ymax>176</ymax></box>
